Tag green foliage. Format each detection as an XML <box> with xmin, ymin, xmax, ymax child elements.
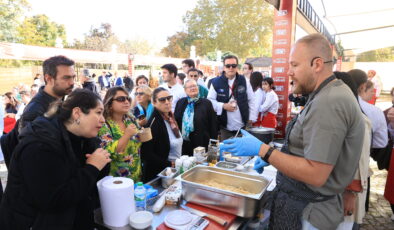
<box><xmin>206</xmin><ymin>50</ymin><xmax>237</xmax><ymax>61</ymax></box>
<box><xmin>0</xmin><ymin>0</ymin><xmax>30</xmax><ymax>42</ymax></box>
<box><xmin>17</xmin><ymin>14</ymin><xmax>67</xmax><ymax>46</ymax></box>
<box><xmin>119</xmin><ymin>38</ymin><xmax>154</xmax><ymax>55</ymax></box>
<box><xmin>68</xmin><ymin>23</ymin><xmax>154</xmax><ymax>55</ymax></box>
<box><xmin>81</xmin><ymin>23</ymin><xmax>119</xmax><ymax>52</ymax></box>
<box><xmin>356</xmin><ymin>47</ymin><xmax>394</xmax><ymax>62</ymax></box>
<box><xmin>162</xmin><ymin>0</ymin><xmax>274</xmax><ymax>58</ymax></box>
<box><xmin>161</xmin><ymin>32</ymin><xmax>194</xmax><ymax>58</ymax></box>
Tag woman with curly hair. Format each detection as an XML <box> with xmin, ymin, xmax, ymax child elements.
<box><xmin>98</xmin><ymin>87</ymin><xmax>143</xmax><ymax>182</ymax></box>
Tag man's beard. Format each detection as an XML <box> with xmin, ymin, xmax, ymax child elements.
<box><xmin>53</xmin><ymin>84</ymin><xmax>73</xmax><ymax>97</ymax></box>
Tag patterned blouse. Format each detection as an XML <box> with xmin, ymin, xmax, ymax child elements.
<box><xmin>98</xmin><ymin>115</ymin><xmax>142</xmax><ymax>182</ymax></box>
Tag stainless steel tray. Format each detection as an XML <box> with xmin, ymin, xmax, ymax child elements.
<box><xmin>176</xmin><ymin>165</ymin><xmax>271</xmax><ymax>218</ymax></box>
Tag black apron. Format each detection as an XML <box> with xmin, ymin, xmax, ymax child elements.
<box><xmin>268</xmin><ymin>75</ymin><xmax>337</xmax><ymax>230</ymax></box>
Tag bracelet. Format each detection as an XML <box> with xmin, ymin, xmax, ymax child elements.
<box><xmin>262</xmin><ymin>146</ymin><xmax>275</xmax><ymax>163</ymax></box>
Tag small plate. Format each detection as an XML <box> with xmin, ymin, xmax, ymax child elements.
<box><xmin>165</xmin><ymin>210</ymin><xmax>193</xmax><ymax>226</ymax></box>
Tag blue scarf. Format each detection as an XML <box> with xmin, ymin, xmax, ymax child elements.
<box><xmin>181</xmin><ymin>97</ymin><xmax>199</xmax><ymax>141</ymax></box>
<box><xmin>137</xmin><ymin>103</ymin><xmax>154</xmax><ymax>120</ymax></box>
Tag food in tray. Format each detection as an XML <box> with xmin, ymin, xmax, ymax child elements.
<box><xmin>199</xmin><ymin>180</ymin><xmax>252</xmax><ymax>195</ymax></box>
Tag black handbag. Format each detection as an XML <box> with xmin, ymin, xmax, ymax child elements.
<box><xmin>370</xmin><ymin>130</ymin><xmax>393</xmax><ymax>170</ymax></box>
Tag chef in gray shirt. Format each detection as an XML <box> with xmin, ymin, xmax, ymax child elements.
<box><xmin>221</xmin><ymin>33</ymin><xmax>365</xmax><ymax>230</ymax></box>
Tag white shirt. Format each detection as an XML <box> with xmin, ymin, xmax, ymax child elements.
<box><xmin>359</xmin><ymin>97</ymin><xmax>388</xmax><ymax>148</ymax></box>
<box><xmin>259</xmin><ymin>90</ymin><xmax>279</xmax><ymax>115</ymax></box>
<box><xmin>15</xmin><ymin>103</ymin><xmax>26</xmax><ymax>120</ymax></box>
<box><xmin>370</xmin><ymin>76</ymin><xmax>382</xmax><ymax>97</ymax></box>
<box><xmin>197</xmin><ymin>78</ymin><xmax>206</xmax><ymax>88</ymax></box>
<box><xmin>207</xmin><ymin>77</ymin><xmax>257</xmax><ymax>131</ymax></box>
<box><xmin>253</xmin><ymin>88</ymin><xmax>266</xmax><ymax>117</ymax></box>
<box><xmin>102</xmin><ymin>75</ymin><xmax>109</xmax><ymax>87</ymax></box>
<box><xmin>161</xmin><ymin>83</ymin><xmax>186</xmax><ymax>112</ymax></box>
<box><xmin>164</xmin><ymin>120</ymin><xmax>182</xmax><ymax>161</ymax></box>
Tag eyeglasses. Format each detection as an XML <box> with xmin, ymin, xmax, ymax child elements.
<box><xmin>310</xmin><ymin>57</ymin><xmax>333</xmax><ymax>66</ymax></box>
<box><xmin>135</xmin><ymin>92</ymin><xmax>145</xmax><ymax>96</ymax></box>
<box><xmin>157</xmin><ymin>95</ymin><xmax>173</xmax><ymax>103</ymax></box>
<box><xmin>225</xmin><ymin>64</ymin><xmax>238</xmax><ymax>69</ymax></box>
<box><xmin>113</xmin><ymin>96</ymin><xmax>131</xmax><ymax>103</ymax></box>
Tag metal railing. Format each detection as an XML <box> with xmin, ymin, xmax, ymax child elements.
<box><xmin>297</xmin><ymin>0</ymin><xmax>335</xmax><ymax>45</ymax></box>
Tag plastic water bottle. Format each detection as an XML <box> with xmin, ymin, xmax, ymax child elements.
<box><xmin>134</xmin><ymin>182</ymin><xmax>146</xmax><ymax>211</ymax></box>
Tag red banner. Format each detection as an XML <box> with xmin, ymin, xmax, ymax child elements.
<box><xmin>271</xmin><ymin>0</ymin><xmax>296</xmax><ymax>138</ymax></box>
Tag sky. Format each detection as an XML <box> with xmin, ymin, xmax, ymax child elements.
<box><xmin>28</xmin><ymin>0</ymin><xmax>198</xmax><ymax>48</ymax></box>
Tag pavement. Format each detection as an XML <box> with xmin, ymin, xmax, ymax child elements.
<box><xmin>360</xmin><ymin>161</ymin><xmax>394</xmax><ymax>230</ymax></box>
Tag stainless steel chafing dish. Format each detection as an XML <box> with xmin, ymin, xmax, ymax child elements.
<box><xmin>176</xmin><ymin>165</ymin><xmax>271</xmax><ymax>218</ymax></box>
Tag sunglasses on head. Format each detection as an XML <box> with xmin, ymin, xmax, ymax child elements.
<box><xmin>113</xmin><ymin>96</ymin><xmax>131</xmax><ymax>103</ymax></box>
<box><xmin>135</xmin><ymin>92</ymin><xmax>145</xmax><ymax>96</ymax></box>
<box><xmin>225</xmin><ymin>64</ymin><xmax>238</xmax><ymax>69</ymax></box>
<box><xmin>157</xmin><ymin>95</ymin><xmax>173</xmax><ymax>103</ymax></box>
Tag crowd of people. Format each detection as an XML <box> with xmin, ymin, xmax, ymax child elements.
<box><xmin>0</xmin><ymin>33</ymin><xmax>392</xmax><ymax>229</ymax></box>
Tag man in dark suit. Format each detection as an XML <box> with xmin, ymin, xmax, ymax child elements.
<box><xmin>98</xmin><ymin>71</ymin><xmax>112</xmax><ymax>89</ymax></box>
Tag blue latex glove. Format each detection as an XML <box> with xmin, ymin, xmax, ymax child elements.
<box><xmin>253</xmin><ymin>157</ymin><xmax>269</xmax><ymax>174</ymax></box>
<box><xmin>221</xmin><ymin>129</ymin><xmax>263</xmax><ymax>156</ymax></box>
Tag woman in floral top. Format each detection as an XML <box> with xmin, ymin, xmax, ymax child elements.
<box><xmin>99</xmin><ymin>87</ymin><xmax>142</xmax><ymax>182</ymax></box>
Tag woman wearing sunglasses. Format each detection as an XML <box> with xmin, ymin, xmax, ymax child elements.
<box><xmin>133</xmin><ymin>85</ymin><xmax>153</xmax><ymax>127</ymax></box>
<box><xmin>99</xmin><ymin>87</ymin><xmax>142</xmax><ymax>182</ymax></box>
<box><xmin>141</xmin><ymin>87</ymin><xmax>182</xmax><ymax>182</ymax></box>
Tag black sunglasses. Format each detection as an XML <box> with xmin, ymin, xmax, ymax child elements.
<box><xmin>113</xmin><ymin>96</ymin><xmax>131</xmax><ymax>103</ymax></box>
<box><xmin>135</xmin><ymin>92</ymin><xmax>145</xmax><ymax>96</ymax></box>
<box><xmin>157</xmin><ymin>95</ymin><xmax>173</xmax><ymax>103</ymax></box>
<box><xmin>225</xmin><ymin>64</ymin><xmax>238</xmax><ymax>69</ymax></box>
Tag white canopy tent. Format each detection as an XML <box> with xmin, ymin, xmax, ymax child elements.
<box><xmin>308</xmin><ymin>0</ymin><xmax>394</xmax><ymax>54</ymax></box>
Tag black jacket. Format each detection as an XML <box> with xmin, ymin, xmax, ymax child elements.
<box><xmin>82</xmin><ymin>80</ymin><xmax>99</xmax><ymax>96</ymax></box>
<box><xmin>140</xmin><ymin>109</ymin><xmax>172</xmax><ymax>182</ymax></box>
<box><xmin>174</xmin><ymin>97</ymin><xmax>218</xmax><ymax>155</ymax></box>
<box><xmin>0</xmin><ymin>116</ymin><xmax>108</xmax><ymax>230</ymax></box>
<box><xmin>0</xmin><ymin>87</ymin><xmax>57</xmax><ymax>167</ymax></box>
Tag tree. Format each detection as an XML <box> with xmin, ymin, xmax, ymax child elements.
<box><xmin>119</xmin><ymin>38</ymin><xmax>154</xmax><ymax>55</ymax></box>
<box><xmin>161</xmin><ymin>32</ymin><xmax>195</xmax><ymax>58</ymax></box>
<box><xmin>82</xmin><ymin>23</ymin><xmax>120</xmax><ymax>52</ymax></box>
<box><xmin>0</xmin><ymin>0</ymin><xmax>30</xmax><ymax>42</ymax></box>
<box><xmin>356</xmin><ymin>47</ymin><xmax>394</xmax><ymax>62</ymax></box>
<box><xmin>182</xmin><ymin>0</ymin><xmax>274</xmax><ymax>58</ymax></box>
<box><xmin>17</xmin><ymin>14</ymin><xmax>67</xmax><ymax>47</ymax></box>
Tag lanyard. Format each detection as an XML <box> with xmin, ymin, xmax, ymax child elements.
<box><xmin>228</xmin><ymin>80</ymin><xmax>236</xmax><ymax>99</ymax></box>
<box><xmin>283</xmin><ymin>75</ymin><xmax>337</xmax><ymax>152</ymax></box>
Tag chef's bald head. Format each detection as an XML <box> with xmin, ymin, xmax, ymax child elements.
<box><xmin>296</xmin><ymin>33</ymin><xmax>333</xmax><ymax>63</ymax></box>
